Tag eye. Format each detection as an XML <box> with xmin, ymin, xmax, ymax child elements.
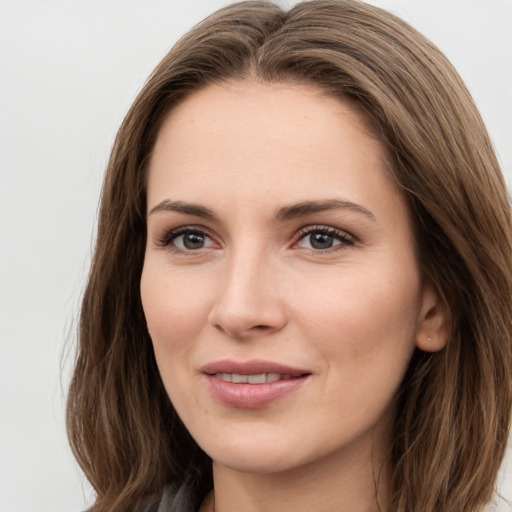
<box><xmin>174</xmin><ymin>231</ymin><xmax>213</xmax><ymax>250</ymax></box>
<box><xmin>296</xmin><ymin>226</ymin><xmax>354</xmax><ymax>252</ymax></box>
<box><xmin>158</xmin><ymin>228</ymin><xmax>216</xmax><ymax>252</ymax></box>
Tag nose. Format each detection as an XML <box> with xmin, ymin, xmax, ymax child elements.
<box><xmin>208</xmin><ymin>246</ymin><xmax>287</xmax><ymax>339</ymax></box>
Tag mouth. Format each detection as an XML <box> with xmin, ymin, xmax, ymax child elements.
<box><xmin>201</xmin><ymin>360</ymin><xmax>311</xmax><ymax>408</ymax></box>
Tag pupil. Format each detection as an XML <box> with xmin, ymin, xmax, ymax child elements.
<box><xmin>310</xmin><ymin>232</ymin><xmax>333</xmax><ymax>249</ymax></box>
<box><xmin>184</xmin><ymin>233</ymin><xmax>204</xmax><ymax>249</ymax></box>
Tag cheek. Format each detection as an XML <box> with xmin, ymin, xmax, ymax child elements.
<box><xmin>289</xmin><ymin>264</ymin><xmax>421</xmax><ymax>368</ymax></box>
<box><xmin>140</xmin><ymin>263</ymin><xmax>214</xmax><ymax>418</ymax></box>
<box><xmin>140</xmin><ymin>263</ymin><xmax>211</xmax><ymax>366</ymax></box>
<box><xmin>289</xmin><ymin>271</ymin><xmax>420</xmax><ymax>434</ymax></box>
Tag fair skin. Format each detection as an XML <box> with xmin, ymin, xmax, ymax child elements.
<box><xmin>140</xmin><ymin>80</ymin><xmax>448</xmax><ymax>512</ymax></box>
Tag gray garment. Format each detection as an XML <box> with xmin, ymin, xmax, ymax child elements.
<box><xmin>137</xmin><ymin>484</ymin><xmax>198</xmax><ymax>512</ymax></box>
<box><xmin>160</xmin><ymin>485</ymin><xmax>196</xmax><ymax>512</ymax></box>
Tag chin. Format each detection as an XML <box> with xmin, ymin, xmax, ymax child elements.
<box><xmin>211</xmin><ymin>447</ymin><xmax>306</xmax><ymax>475</ymax></box>
<box><xmin>195</xmin><ymin>429</ymin><xmax>310</xmax><ymax>474</ymax></box>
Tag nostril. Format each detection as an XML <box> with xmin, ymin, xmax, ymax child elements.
<box><xmin>251</xmin><ymin>325</ymin><xmax>275</xmax><ymax>333</ymax></box>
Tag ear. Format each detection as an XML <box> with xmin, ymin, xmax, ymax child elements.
<box><xmin>415</xmin><ymin>279</ymin><xmax>451</xmax><ymax>353</ymax></box>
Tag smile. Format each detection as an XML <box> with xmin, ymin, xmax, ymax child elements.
<box><xmin>201</xmin><ymin>360</ymin><xmax>311</xmax><ymax>408</ymax></box>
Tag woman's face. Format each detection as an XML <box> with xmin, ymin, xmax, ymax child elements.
<box><xmin>141</xmin><ymin>81</ymin><xmax>438</xmax><ymax>475</ymax></box>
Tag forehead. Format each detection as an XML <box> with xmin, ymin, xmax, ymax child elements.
<box><xmin>147</xmin><ymin>80</ymin><xmax>402</xmax><ymax>219</ymax></box>
<box><xmin>152</xmin><ymin>80</ymin><xmax>380</xmax><ymax>158</ymax></box>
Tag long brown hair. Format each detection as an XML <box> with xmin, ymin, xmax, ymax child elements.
<box><xmin>67</xmin><ymin>1</ymin><xmax>512</xmax><ymax>511</ymax></box>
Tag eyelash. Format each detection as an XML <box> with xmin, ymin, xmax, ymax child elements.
<box><xmin>295</xmin><ymin>225</ymin><xmax>355</xmax><ymax>252</ymax></box>
<box><xmin>155</xmin><ymin>226</ymin><xmax>215</xmax><ymax>251</ymax></box>
<box><xmin>155</xmin><ymin>225</ymin><xmax>354</xmax><ymax>254</ymax></box>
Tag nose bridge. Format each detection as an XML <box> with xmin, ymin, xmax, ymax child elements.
<box><xmin>208</xmin><ymin>237</ymin><xmax>285</xmax><ymax>337</ymax></box>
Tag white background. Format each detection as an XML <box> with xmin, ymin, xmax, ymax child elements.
<box><xmin>1</xmin><ymin>1</ymin><xmax>511</xmax><ymax>511</ymax></box>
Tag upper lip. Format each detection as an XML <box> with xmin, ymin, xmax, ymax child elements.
<box><xmin>201</xmin><ymin>359</ymin><xmax>311</xmax><ymax>376</ymax></box>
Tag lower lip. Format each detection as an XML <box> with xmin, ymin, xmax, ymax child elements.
<box><xmin>204</xmin><ymin>374</ymin><xmax>309</xmax><ymax>408</ymax></box>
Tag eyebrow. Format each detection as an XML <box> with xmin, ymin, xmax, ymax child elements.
<box><xmin>148</xmin><ymin>198</ymin><xmax>376</xmax><ymax>223</ymax></box>
<box><xmin>275</xmin><ymin>199</ymin><xmax>376</xmax><ymax>223</ymax></box>
<box><xmin>148</xmin><ymin>200</ymin><xmax>219</xmax><ymax>220</ymax></box>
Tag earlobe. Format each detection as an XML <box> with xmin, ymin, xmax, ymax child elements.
<box><xmin>415</xmin><ymin>281</ymin><xmax>451</xmax><ymax>353</ymax></box>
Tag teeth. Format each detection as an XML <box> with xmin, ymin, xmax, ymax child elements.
<box><xmin>214</xmin><ymin>372</ymin><xmax>294</xmax><ymax>384</ymax></box>
<box><xmin>248</xmin><ymin>374</ymin><xmax>266</xmax><ymax>384</ymax></box>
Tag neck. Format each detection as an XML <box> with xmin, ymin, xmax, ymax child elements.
<box><xmin>209</xmin><ymin>436</ymin><xmax>391</xmax><ymax>512</ymax></box>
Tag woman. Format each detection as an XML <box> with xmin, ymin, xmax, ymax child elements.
<box><xmin>66</xmin><ymin>1</ymin><xmax>512</xmax><ymax>511</ymax></box>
